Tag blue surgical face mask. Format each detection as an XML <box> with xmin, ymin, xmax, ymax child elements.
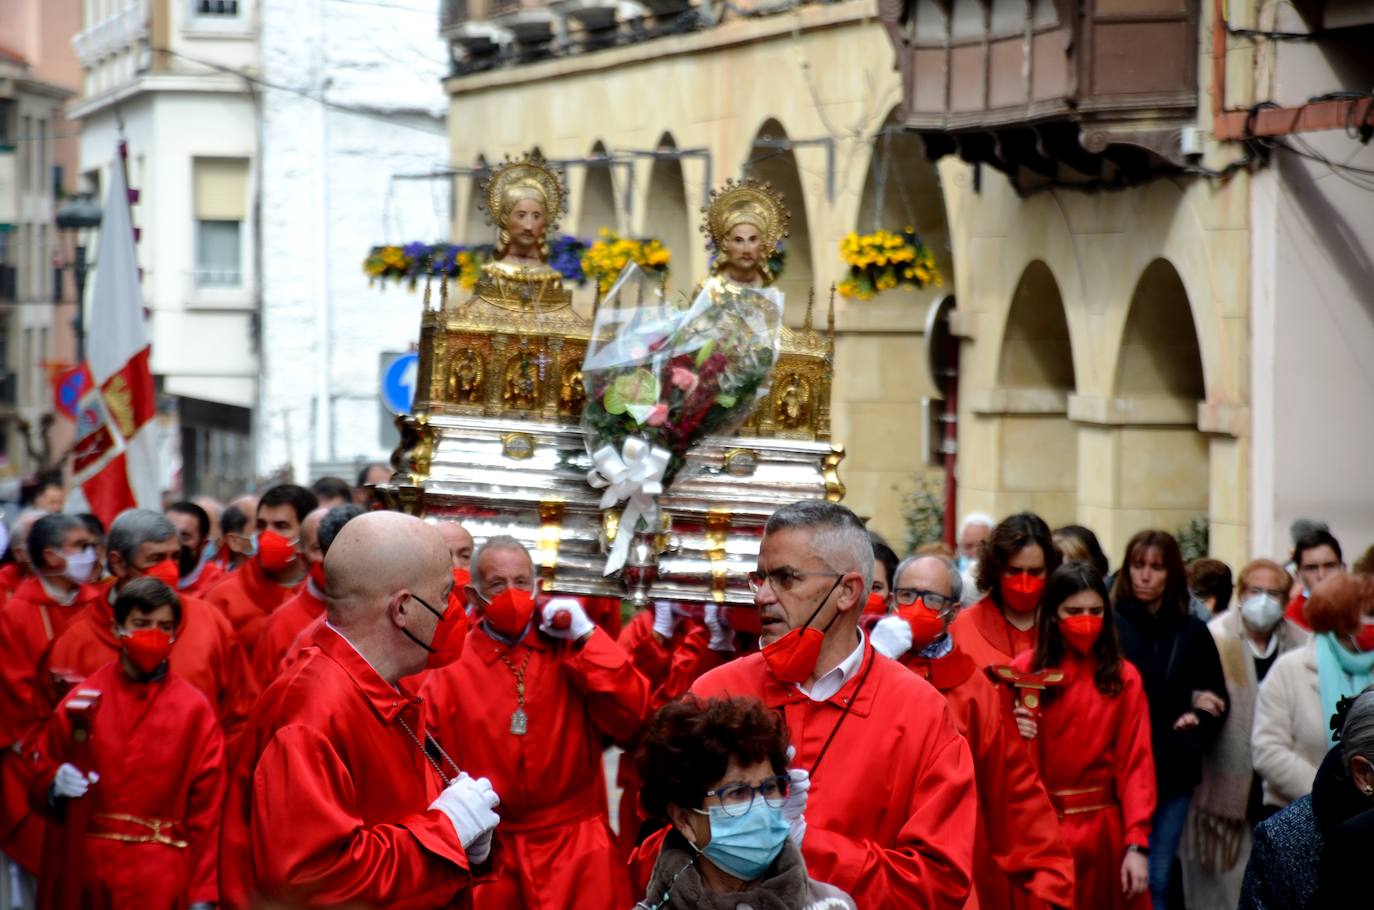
<box><xmin>955</xmin><ymin>555</ymin><xmax>975</xmax><ymax>573</ymax></box>
<box><xmin>691</xmin><ymin>799</ymin><xmax>790</xmax><ymax>882</ymax></box>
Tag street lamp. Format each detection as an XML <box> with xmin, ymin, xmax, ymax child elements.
<box><xmin>55</xmin><ymin>193</ymin><xmax>103</xmax><ymax>363</ymax></box>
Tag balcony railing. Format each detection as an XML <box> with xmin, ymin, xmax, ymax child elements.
<box><xmin>72</xmin><ymin>5</ymin><xmax>149</xmax><ymax>68</ymax></box>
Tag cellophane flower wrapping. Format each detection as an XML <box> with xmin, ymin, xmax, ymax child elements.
<box><xmin>581</xmin><ymin>264</ymin><xmax>785</xmax><ymax>491</ymax></box>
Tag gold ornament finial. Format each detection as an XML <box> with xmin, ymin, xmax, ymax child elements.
<box><xmin>803</xmin><ymin>287</ymin><xmax>815</xmax><ymax>331</ymax></box>
<box><xmin>423</xmin><ymin>268</ymin><xmax>433</xmax><ymax>311</ymax></box>
<box><xmin>827</xmin><ymin>284</ymin><xmax>836</xmax><ymax>339</ymax></box>
<box><xmin>700</xmin><ymin>176</ymin><xmax>790</xmax><ymax>263</ymax></box>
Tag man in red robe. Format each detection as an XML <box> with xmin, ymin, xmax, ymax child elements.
<box><xmin>214</xmin><ymin>496</ymin><xmax>257</xmax><ymax>574</ymax></box>
<box><xmin>870</xmin><ymin>554</ymin><xmax>1075</xmax><ymax>909</ymax></box>
<box><xmin>0</xmin><ymin>509</ymin><xmax>46</xmax><ymax>604</ymax></box>
<box><xmin>0</xmin><ymin>513</ymin><xmax>104</xmax><ymax>876</ymax></box>
<box><xmin>640</xmin><ymin>501</ymin><xmax>978</xmax><ymax>909</ymax></box>
<box><xmin>221</xmin><ymin>510</ymin><xmax>497</xmax><ymax>909</ymax></box>
<box><xmin>29</xmin><ymin>577</ymin><xmax>225</xmax><ymax>910</ymax></box>
<box><xmin>205</xmin><ymin>484</ymin><xmax>317</xmax><ymax>650</ymax></box>
<box><xmin>436</xmin><ymin>521</ymin><xmax>474</xmax><ymax>569</ymax></box>
<box><xmin>424</xmin><ymin>536</ymin><xmax>648</xmax><ymax>909</ymax></box>
<box><xmin>43</xmin><ymin>509</ymin><xmax>257</xmax><ymax>741</ymax></box>
<box><xmin>254</xmin><ymin>504</ymin><xmax>362</xmax><ymax>685</ymax></box>
<box><xmin>167</xmin><ymin>500</ymin><xmax>225</xmax><ymax>598</ymax></box>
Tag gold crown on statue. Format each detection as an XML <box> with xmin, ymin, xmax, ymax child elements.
<box><xmin>700</xmin><ymin>177</ymin><xmax>790</xmax><ymax>256</ymax></box>
<box><xmin>480</xmin><ymin>152</ymin><xmax>568</xmax><ymax>233</ymax></box>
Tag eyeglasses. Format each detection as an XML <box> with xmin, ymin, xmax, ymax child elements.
<box><xmin>1241</xmin><ymin>586</ymin><xmax>1287</xmax><ymax>601</ymax></box>
<box><xmin>747</xmin><ymin>568</ymin><xmax>840</xmax><ymax>594</ymax></box>
<box><xmin>700</xmin><ymin>775</ymin><xmax>791</xmax><ymax>817</ymax></box>
<box><xmin>892</xmin><ymin>587</ymin><xmax>953</xmax><ymax>610</ymax></box>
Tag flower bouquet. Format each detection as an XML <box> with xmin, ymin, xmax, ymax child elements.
<box><xmin>581</xmin><ymin>264</ymin><xmax>784</xmax><ymax>573</ymax></box>
<box><xmin>836</xmin><ymin>227</ymin><xmax>942</xmax><ymax>300</ymax></box>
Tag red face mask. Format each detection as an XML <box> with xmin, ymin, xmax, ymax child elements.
<box><xmin>142</xmin><ymin>559</ymin><xmax>180</xmax><ymax>589</ymax></box>
<box><xmin>1001</xmin><ymin>574</ymin><xmax>1045</xmax><ymax>614</ymax></box>
<box><xmin>1354</xmin><ymin>620</ymin><xmax>1374</xmax><ymax>653</ymax></box>
<box><xmin>121</xmin><ymin>628</ymin><xmax>174</xmax><ymax>676</ymax></box>
<box><xmin>308</xmin><ymin>561</ymin><xmax>326</xmax><ymax>592</ymax></box>
<box><xmin>257</xmin><ymin>530</ymin><xmax>298</xmax><ymax>574</ymax></box>
<box><xmin>482</xmin><ymin>588</ymin><xmax>536</xmax><ymax>639</ymax></box>
<box><xmin>899</xmin><ymin>600</ymin><xmax>947</xmax><ymax>649</ymax></box>
<box><xmin>1060</xmin><ymin>615</ymin><xmax>1103</xmax><ymax>655</ymax></box>
<box><xmin>761</xmin><ymin>577</ymin><xmax>844</xmax><ymax>684</ymax></box>
<box><xmin>863</xmin><ymin>592</ymin><xmax>889</xmax><ymax>616</ymax></box>
<box><xmin>405</xmin><ymin>590</ymin><xmax>468</xmax><ymax>670</ymax></box>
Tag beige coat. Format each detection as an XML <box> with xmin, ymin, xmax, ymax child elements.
<box><xmin>1252</xmin><ymin>638</ymin><xmax>1327</xmax><ymax>808</ymax></box>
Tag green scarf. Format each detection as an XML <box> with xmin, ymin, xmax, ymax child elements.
<box><xmin>1316</xmin><ymin>632</ymin><xmax>1374</xmax><ymax>746</ymax></box>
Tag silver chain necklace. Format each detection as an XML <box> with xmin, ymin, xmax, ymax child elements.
<box><xmin>396</xmin><ymin>714</ymin><xmax>462</xmax><ymax>787</ymax></box>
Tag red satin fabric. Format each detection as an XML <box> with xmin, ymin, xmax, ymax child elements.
<box><xmin>0</xmin><ymin>562</ymin><xmax>29</xmax><ymax>601</ymax></box>
<box><xmin>203</xmin><ymin>556</ymin><xmax>303</xmax><ymax>651</ymax></box>
<box><xmin>950</xmin><ymin>597</ymin><xmax>1038</xmax><ymax>669</ymax></box>
<box><xmin>683</xmin><ymin>644</ymin><xmax>978</xmax><ymax>908</ymax></box>
<box><xmin>220</xmin><ymin>623</ymin><xmax>473</xmax><ymax>909</ymax></box>
<box><xmin>43</xmin><ymin>591</ymin><xmax>258</xmax><ymax>742</ymax></box>
<box><xmin>177</xmin><ymin>560</ymin><xmax>225</xmax><ymax>600</ymax></box>
<box><xmin>0</xmin><ymin>577</ymin><xmax>105</xmax><ymax>871</ymax></box>
<box><xmin>28</xmin><ymin>662</ymin><xmax>224</xmax><ymax>909</ymax></box>
<box><xmin>902</xmin><ymin>645</ymin><xmax>1075</xmax><ymax>910</ymax></box>
<box><xmin>1284</xmin><ymin>593</ymin><xmax>1310</xmax><ymax>630</ymax></box>
<box><xmin>422</xmin><ymin>625</ymin><xmax>648</xmax><ymax>909</ymax></box>
<box><xmin>1008</xmin><ymin>650</ymin><xmax>1156</xmax><ymax>910</ymax></box>
<box><xmin>251</xmin><ymin>583</ymin><xmax>326</xmax><ymax>687</ymax></box>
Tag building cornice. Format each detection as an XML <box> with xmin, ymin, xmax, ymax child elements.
<box><xmin>443</xmin><ymin>0</ymin><xmax>875</xmax><ymax>96</ymax></box>
<box><xmin>68</xmin><ymin>71</ymin><xmax>250</xmax><ymax>120</ymax></box>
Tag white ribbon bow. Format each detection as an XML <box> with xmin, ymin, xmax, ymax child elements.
<box><xmin>587</xmin><ymin>436</ymin><xmax>672</xmax><ymax>576</ymax></box>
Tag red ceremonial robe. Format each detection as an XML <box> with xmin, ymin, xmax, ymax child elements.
<box><xmin>423</xmin><ymin>625</ymin><xmax>648</xmax><ymax>910</ymax></box>
<box><xmin>0</xmin><ymin>577</ymin><xmax>104</xmax><ymax>872</ymax></box>
<box><xmin>204</xmin><ymin>556</ymin><xmax>303</xmax><ymax>651</ymax></box>
<box><xmin>251</xmin><ymin>580</ymin><xmax>325</xmax><ymax>687</ymax></box>
<box><xmin>176</xmin><ymin>559</ymin><xmax>225</xmax><ymax>600</ymax></box>
<box><xmin>0</xmin><ymin>562</ymin><xmax>28</xmax><ymax>601</ymax></box>
<box><xmin>900</xmin><ymin>643</ymin><xmax>1075</xmax><ymax>910</ymax></box>
<box><xmin>29</xmin><ymin>662</ymin><xmax>224</xmax><ymax>909</ymax></box>
<box><xmin>662</xmin><ymin>641</ymin><xmax>978</xmax><ymax>909</ymax></box>
<box><xmin>220</xmin><ymin>623</ymin><xmax>474</xmax><ymax>909</ymax></box>
<box><xmin>42</xmin><ymin>589</ymin><xmax>257</xmax><ymax>741</ymax></box>
<box><xmin>951</xmin><ymin>597</ymin><xmax>1037</xmax><ymax>668</ymax></box>
<box><xmin>1284</xmin><ymin>593</ymin><xmax>1309</xmax><ymax>630</ymax></box>
<box><xmin>1009</xmin><ymin>650</ymin><xmax>1156</xmax><ymax>910</ymax></box>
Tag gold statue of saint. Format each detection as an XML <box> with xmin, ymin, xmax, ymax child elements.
<box><xmin>697</xmin><ymin>177</ymin><xmax>790</xmax><ymax>295</ymax></box>
<box><xmin>470</xmin><ymin>153</ymin><xmax>571</xmax><ymax>311</ymax></box>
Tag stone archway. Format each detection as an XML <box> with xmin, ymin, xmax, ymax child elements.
<box><xmin>577</xmin><ymin>140</ymin><xmax>618</xmax><ymax>239</ymax></box>
<box><xmin>743</xmin><ymin>119</ymin><xmax>814</xmax><ymax>325</ymax></box>
<box><xmin>644</xmin><ymin>132</ymin><xmax>693</xmax><ymax>294</ymax></box>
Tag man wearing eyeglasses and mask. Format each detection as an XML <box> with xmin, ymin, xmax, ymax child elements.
<box><xmin>643</xmin><ymin>500</ymin><xmax>978</xmax><ymax>908</ymax></box>
<box><xmin>870</xmin><ymin>554</ymin><xmax>1075</xmax><ymax>910</ymax></box>
<box><xmin>423</xmin><ymin>535</ymin><xmax>649</xmax><ymax>909</ymax></box>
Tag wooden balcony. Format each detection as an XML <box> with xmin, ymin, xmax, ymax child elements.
<box><xmin>882</xmin><ymin>0</ymin><xmax>1200</xmax><ymax>185</ymax></box>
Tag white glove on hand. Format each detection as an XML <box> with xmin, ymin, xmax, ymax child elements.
<box><xmin>870</xmin><ymin>614</ymin><xmax>913</xmax><ymax>660</ymax></box>
<box><xmin>53</xmin><ymin>763</ymin><xmax>97</xmax><ymax>799</ymax></box>
<box><xmin>782</xmin><ymin>746</ymin><xmax>809</xmax><ymax>847</ymax></box>
<box><xmin>703</xmin><ymin>603</ymin><xmax>735</xmax><ymax>653</ymax></box>
<box><xmin>429</xmin><ymin>772</ymin><xmax>500</xmax><ymax>864</ymax></box>
<box><xmin>651</xmin><ymin>600</ymin><xmax>679</xmax><ymax>639</ymax></box>
<box><xmin>540</xmin><ymin>597</ymin><xmax>596</xmax><ymax>641</ymax></box>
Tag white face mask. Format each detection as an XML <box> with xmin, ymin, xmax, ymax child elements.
<box><xmin>61</xmin><ymin>547</ymin><xmax>98</xmax><ymax>585</ymax></box>
<box><xmin>1240</xmin><ymin>592</ymin><xmax>1285</xmax><ymax>632</ymax></box>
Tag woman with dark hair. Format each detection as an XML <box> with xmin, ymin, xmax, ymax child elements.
<box><xmin>1011</xmin><ymin>562</ymin><xmax>1155</xmax><ymax>910</ymax></box>
<box><xmin>634</xmin><ymin>695</ymin><xmax>856</xmax><ymax>909</ymax></box>
<box><xmin>1112</xmin><ymin>530</ymin><xmax>1228</xmax><ymax>910</ymax></box>
<box><xmin>950</xmin><ymin>512</ymin><xmax>1062</xmax><ymax>668</ymax></box>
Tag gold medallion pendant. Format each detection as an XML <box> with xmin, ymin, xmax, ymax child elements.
<box><xmin>510</xmin><ymin>708</ymin><xmax>528</xmax><ymax>736</ymax></box>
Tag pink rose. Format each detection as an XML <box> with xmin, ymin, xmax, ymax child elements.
<box><xmin>669</xmin><ymin>366</ymin><xmax>699</xmax><ymax>394</ymax></box>
<box><xmin>646</xmin><ymin>403</ymin><xmax>669</xmax><ymax>426</ymax></box>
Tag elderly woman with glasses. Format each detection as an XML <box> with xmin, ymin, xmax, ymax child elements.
<box><xmin>634</xmin><ymin>694</ymin><xmax>856</xmax><ymax>910</ymax></box>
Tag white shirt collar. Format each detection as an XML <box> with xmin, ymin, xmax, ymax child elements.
<box><xmin>797</xmin><ymin>629</ymin><xmax>866</xmax><ymax>702</ymax></box>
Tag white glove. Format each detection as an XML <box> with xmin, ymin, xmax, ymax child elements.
<box><xmin>53</xmin><ymin>763</ymin><xmax>98</xmax><ymax>799</ymax></box>
<box><xmin>651</xmin><ymin>600</ymin><xmax>679</xmax><ymax>639</ymax></box>
<box><xmin>703</xmin><ymin>603</ymin><xmax>734</xmax><ymax>653</ymax></box>
<box><xmin>429</xmin><ymin>772</ymin><xmax>500</xmax><ymax>864</ymax></box>
<box><xmin>540</xmin><ymin>597</ymin><xmax>596</xmax><ymax>641</ymax></box>
<box><xmin>870</xmin><ymin>614</ymin><xmax>913</xmax><ymax>660</ymax></box>
<box><xmin>782</xmin><ymin>745</ymin><xmax>809</xmax><ymax>847</ymax></box>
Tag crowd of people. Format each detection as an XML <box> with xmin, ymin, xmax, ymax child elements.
<box><xmin>0</xmin><ymin>466</ymin><xmax>1371</xmax><ymax>910</ymax></box>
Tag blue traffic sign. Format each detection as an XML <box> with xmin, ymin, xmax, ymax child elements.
<box><xmin>381</xmin><ymin>352</ymin><xmax>419</xmax><ymax>416</ymax></box>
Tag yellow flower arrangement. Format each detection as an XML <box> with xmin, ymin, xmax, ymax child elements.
<box><xmin>836</xmin><ymin>227</ymin><xmax>942</xmax><ymax>300</ymax></box>
<box><xmin>582</xmin><ymin>229</ymin><xmax>671</xmax><ymax>293</ymax></box>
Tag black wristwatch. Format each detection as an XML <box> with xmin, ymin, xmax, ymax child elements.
<box><xmin>1126</xmin><ymin>844</ymin><xmax>1150</xmax><ymax>856</ymax></box>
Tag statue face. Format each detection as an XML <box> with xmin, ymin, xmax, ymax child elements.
<box><xmin>722</xmin><ymin>222</ymin><xmax>763</xmax><ymax>279</ymax></box>
<box><xmin>506</xmin><ymin>196</ymin><xmax>547</xmax><ymax>255</ymax></box>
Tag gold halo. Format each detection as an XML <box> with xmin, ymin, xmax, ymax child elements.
<box><xmin>699</xmin><ymin>177</ymin><xmax>790</xmax><ymax>256</ymax></box>
<box><xmin>481</xmin><ymin>152</ymin><xmax>567</xmax><ymax>233</ymax></box>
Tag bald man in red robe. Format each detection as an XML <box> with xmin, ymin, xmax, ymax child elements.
<box><xmin>221</xmin><ymin>511</ymin><xmax>497</xmax><ymax>909</ymax></box>
<box><xmin>0</xmin><ymin>514</ymin><xmax>104</xmax><ymax>875</ymax></box>
<box><xmin>634</xmin><ymin>502</ymin><xmax>978</xmax><ymax>909</ymax></box>
<box><xmin>205</xmin><ymin>484</ymin><xmax>317</xmax><ymax>650</ymax></box>
<box><xmin>424</xmin><ymin>537</ymin><xmax>648</xmax><ymax>908</ymax></box>
<box><xmin>871</xmin><ymin>554</ymin><xmax>1075</xmax><ymax>909</ymax></box>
